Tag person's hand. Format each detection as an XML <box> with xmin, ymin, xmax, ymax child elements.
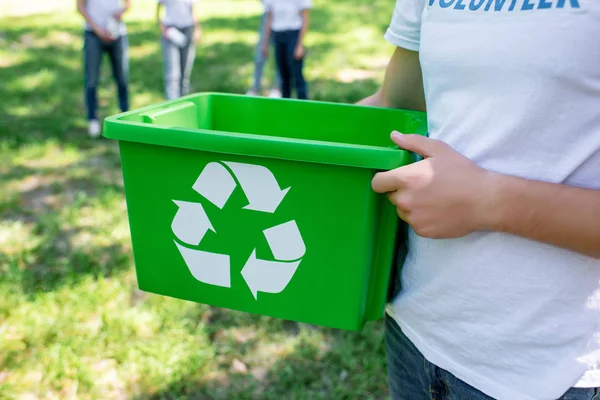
<box><xmin>113</xmin><ymin>9</ymin><xmax>125</xmax><ymax>21</ymax></box>
<box><xmin>94</xmin><ymin>27</ymin><xmax>115</xmax><ymax>43</ymax></box>
<box><xmin>159</xmin><ymin>22</ymin><xmax>167</xmax><ymax>37</ymax></box>
<box><xmin>261</xmin><ymin>43</ymin><xmax>269</xmax><ymax>57</ymax></box>
<box><xmin>194</xmin><ymin>28</ymin><xmax>202</xmax><ymax>43</ymax></box>
<box><xmin>294</xmin><ymin>44</ymin><xmax>305</xmax><ymax>59</ymax></box>
<box><xmin>372</xmin><ymin>131</ymin><xmax>495</xmax><ymax>239</ymax></box>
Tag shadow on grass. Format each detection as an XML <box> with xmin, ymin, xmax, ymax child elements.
<box><xmin>1</xmin><ymin>140</ymin><xmax>130</xmax><ymax>294</ymax></box>
<box><xmin>3</xmin><ymin>188</ymin><xmax>130</xmax><ymax>295</ymax></box>
<box><xmin>133</xmin><ymin>306</ymin><xmax>389</xmax><ymax>400</ymax></box>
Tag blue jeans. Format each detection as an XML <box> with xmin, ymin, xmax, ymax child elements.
<box><xmin>385</xmin><ymin>315</ymin><xmax>600</xmax><ymax>400</ymax></box>
<box><xmin>252</xmin><ymin>12</ymin><xmax>281</xmax><ymax>92</ymax></box>
<box><xmin>273</xmin><ymin>29</ymin><xmax>307</xmax><ymax>99</ymax></box>
<box><xmin>83</xmin><ymin>31</ymin><xmax>129</xmax><ymax>120</ymax></box>
<box><xmin>161</xmin><ymin>26</ymin><xmax>196</xmax><ymax>100</ymax></box>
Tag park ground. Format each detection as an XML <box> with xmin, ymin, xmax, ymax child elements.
<box><xmin>0</xmin><ymin>1</ymin><xmax>398</xmax><ymax>398</ymax></box>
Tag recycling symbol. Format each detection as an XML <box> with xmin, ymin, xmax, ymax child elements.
<box><xmin>171</xmin><ymin>161</ymin><xmax>306</xmax><ymax>299</ymax></box>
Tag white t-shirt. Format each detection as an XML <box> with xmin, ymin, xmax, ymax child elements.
<box><xmin>158</xmin><ymin>0</ymin><xmax>195</xmax><ymax>28</ymax></box>
<box><xmin>384</xmin><ymin>1</ymin><xmax>600</xmax><ymax>399</ymax></box>
<box><xmin>264</xmin><ymin>0</ymin><xmax>311</xmax><ymax>32</ymax></box>
<box><xmin>84</xmin><ymin>0</ymin><xmax>126</xmax><ymax>36</ymax></box>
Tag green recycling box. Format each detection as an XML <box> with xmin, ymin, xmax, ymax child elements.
<box><xmin>103</xmin><ymin>92</ymin><xmax>427</xmax><ymax>331</ymax></box>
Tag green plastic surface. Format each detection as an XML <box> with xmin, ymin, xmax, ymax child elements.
<box><xmin>103</xmin><ymin>92</ymin><xmax>427</xmax><ymax>331</ymax></box>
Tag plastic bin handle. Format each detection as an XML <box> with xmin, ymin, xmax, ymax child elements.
<box><xmin>140</xmin><ymin>101</ymin><xmax>197</xmax><ymax>123</ymax></box>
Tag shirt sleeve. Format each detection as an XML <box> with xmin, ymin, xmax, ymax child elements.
<box><xmin>384</xmin><ymin>0</ymin><xmax>425</xmax><ymax>51</ymax></box>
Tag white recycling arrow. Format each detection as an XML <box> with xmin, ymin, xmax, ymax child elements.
<box><xmin>241</xmin><ymin>251</ymin><xmax>301</xmax><ymax>300</ymax></box>
<box><xmin>175</xmin><ymin>242</ymin><xmax>231</xmax><ymax>288</ymax></box>
<box><xmin>223</xmin><ymin>161</ymin><xmax>290</xmax><ymax>213</ymax></box>
<box><xmin>173</xmin><ymin>161</ymin><xmax>304</xmax><ymax>297</ymax></box>
<box><xmin>192</xmin><ymin>162</ymin><xmax>237</xmax><ymax>209</ymax></box>
<box><xmin>263</xmin><ymin>220</ymin><xmax>306</xmax><ymax>260</ymax></box>
<box><xmin>171</xmin><ymin>200</ymin><xmax>215</xmax><ymax>246</ymax></box>
<box><xmin>241</xmin><ymin>220</ymin><xmax>305</xmax><ymax>300</ymax></box>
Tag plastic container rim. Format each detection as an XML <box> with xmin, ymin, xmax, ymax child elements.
<box><xmin>102</xmin><ymin>92</ymin><xmax>428</xmax><ymax>171</ymax></box>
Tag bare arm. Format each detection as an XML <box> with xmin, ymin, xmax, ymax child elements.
<box><xmin>78</xmin><ymin>0</ymin><xmax>117</xmax><ymax>42</ymax></box>
<box><xmin>487</xmin><ymin>174</ymin><xmax>600</xmax><ymax>259</ymax></box>
<box><xmin>372</xmin><ymin>133</ymin><xmax>600</xmax><ymax>259</ymax></box>
<box><xmin>114</xmin><ymin>0</ymin><xmax>131</xmax><ymax>21</ymax></box>
<box><xmin>294</xmin><ymin>9</ymin><xmax>309</xmax><ymax>57</ymax></box>
<box><xmin>357</xmin><ymin>46</ymin><xmax>426</xmax><ymax>112</ymax></box>
<box><xmin>77</xmin><ymin>0</ymin><xmax>101</xmax><ymax>33</ymax></box>
<box><xmin>192</xmin><ymin>2</ymin><xmax>202</xmax><ymax>41</ymax></box>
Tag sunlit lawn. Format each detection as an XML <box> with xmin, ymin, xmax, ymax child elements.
<box><xmin>0</xmin><ymin>1</ymin><xmax>397</xmax><ymax>398</ymax></box>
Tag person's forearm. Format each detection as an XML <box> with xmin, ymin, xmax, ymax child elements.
<box><xmin>194</xmin><ymin>6</ymin><xmax>201</xmax><ymax>29</ymax></box>
<box><xmin>356</xmin><ymin>46</ymin><xmax>426</xmax><ymax>112</ymax></box>
<box><xmin>297</xmin><ymin>10</ymin><xmax>309</xmax><ymax>48</ymax></box>
<box><xmin>77</xmin><ymin>1</ymin><xmax>100</xmax><ymax>32</ymax></box>
<box><xmin>357</xmin><ymin>89</ymin><xmax>384</xmax><ymax>107</ymax></box>
<box><xmin>485</xmin><ymin>173</ymin><xmax>600</xmax><ymax>259</ymax></box>
<box><xmin>114</xmin><ymin>0</ymin><xmax>130</xmax><ymax>19</ymax></box>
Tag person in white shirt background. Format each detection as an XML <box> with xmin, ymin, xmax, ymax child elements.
<box><xmin>261</xmin><ymin>0</ymin><xmax>311</xmax><ymax>100</ymax></box>
<box><xmin>246</xmin><ymin>0</ymin><xmax>282</xmax><ymax>98</ymax></box>
<box><xmin>157</xmin><ymin>0</ymin><xmax>202</xmax><ymax>100</ymax></box>
<box><xmin>77</xmin><ymin>0</ymin><xmax>131</xmax><ymax>138</ymax></box>
<box><xmin>359</xmin><ymin>0</ymin><xmax>600</xmax><ymax>399</ymax></box>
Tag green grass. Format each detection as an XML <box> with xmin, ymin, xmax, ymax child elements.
<box><xmin>0</xmin><ymin>1</ymin><xmax>397</xmax><ymax>398</ymax></box>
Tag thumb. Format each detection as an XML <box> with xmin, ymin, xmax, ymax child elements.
<box><xmin>391</xmin><ymin>131</ymin><xmax>442</xmax><ymax>158</ymax></box>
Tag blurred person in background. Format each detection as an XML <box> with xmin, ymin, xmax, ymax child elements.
<box><xmin>157</xmin><ymin>0</ymin><xmax>202</xmax><ymax>100</ymax></box>
<box><xmin>77</xmin><ymin>0</ymin><xmax>130</xmax><ymax>138</ymax></box>
<box><xmin>261</xmin><ymin>0</ymin><xmax>311</xmax><ymax>100</ymax></box>
<box><xmin>246</xmin><ymin>0</ymin><xmax>281</xmax><ymax>98</ymax></box>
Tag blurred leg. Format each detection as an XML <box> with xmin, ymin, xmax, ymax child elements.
<box><xmin>288</xmin><ymin>30</ymin><xmax>307</xmax><ymax>100</ymax></box>
<box><xmin>281</xmin><ymin>31</ymin><xmax>299</xmax><ymax>98</ymax></box>
<box><xmin>251</xmin><ymin>13</ymin><xmax>267</xmax><ymax>93</ymax></box>
<box><xmin>179</xmin><ymin>26</ymin><xmax>196</xmax><ymax>97</ymax></box>
<box><xmin>269</xmin><ymin>31</ymin><xmax>282</xmax><ymax>97</ymax></box>
<box><xmin>107</xmin><ymin>34</ymin><xmax>130</xmax><ymax>112</ymax></box>
<box><xmin>273</xmin><ymin>49</ymin><xmax>282</xmax><ymax>92</ymax></box>
<box><xmin>83</xmin><ymin>31</ymin><xmax>103</xmax><ymax>120</ymax></box>
<box><xmin>274</xmin><ymin>32</ymin><xmax>291</xmax><ymax>98</ymax></box>
<box><xmin>161</xmin><ymin>34</ymin><xmax>182</xmax><ymax>100</ymax></box>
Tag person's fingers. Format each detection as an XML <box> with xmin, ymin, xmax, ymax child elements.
<box><xmin>372</xmin><ymin>170</ymin><xmax>403</xmax><ymax>193</ymax></box>
<box><xmin>388</xmin><ymin>192</ymin><xmax>409</xmax><ymax>221</ymax></box>
<box><xmin>390</xmin><ymin>131</ymin><xmax>446</xmax><ymax>159</ymax></box>
<box><xmin>396</xmin><ymin>208</ymin><xmax>408</xmax><ymax>222</ymax></box>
